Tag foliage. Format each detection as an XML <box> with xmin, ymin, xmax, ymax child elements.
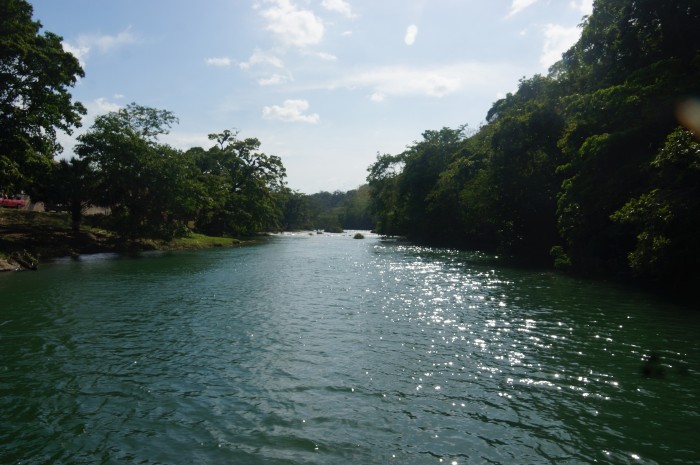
<box><xmin>305</xmin><ymin>187</ymin><xmax>375</xmax><ymax>232</ymax></box>
<box><xmin>73</xmin><ymin>109</ymin><xmax>291</xmax><ymax>240</ymax></box>
<box><xmin>366</xmin><ymin>0</ymin><xmax>700</xmax><ymax>290</ymax></box>
<box><xmin>280</xmin><ymin>189</ymin><xmax>314</xmax><ymax>231</ymax></box>
<box><xmin>0</xmin><ymin>0</ymin><xmax>85</xmax><ymax>192</ymax></box>
<box><xmin>367</xmin><ymin>127</ymin><xmax>468</xmax><ymax>240</ymax></box>
<box><xmin>75</xmin><ymin>104</ymin><xmax>198</xmax><ymax>239</ymax></box>
<box><xmin>366</xmin><ymin>153</ymin><xmax>405</xmax><ymax>234</ymax></box>
<box><xmin>611</xmin><ymin>128</ymin><xmax>700</xmax><ymax>285</ymax></box>
<box><xmin>190</xmin><ymin>130</ymin><xmax>287</xmax><ymax>236</ymax></box>
<box><xmin>33</xmin><ymin>157</ymin><xmax>95</xmax><ymax>231</ymax></box>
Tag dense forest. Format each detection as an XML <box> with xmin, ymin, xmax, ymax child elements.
<box><xmin>366</xmin><ymin>0</ymin><xmax>700</xmax><ymax>292</ymax></box>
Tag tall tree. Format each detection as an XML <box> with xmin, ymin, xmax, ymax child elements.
<box><xmin>75</xmin><ymin>104</ymin><xmax>199</xmax><ymax>238</ymax></box>
<box><xmin>397</xmin><ymin>127</ymin><xmax>467</xmax><ymax>241</ymax></box>
<box><xmin>480</xmin><ymin>76</ymin><xmax>565</xmax><ymax>260</ymax></box>
<box><xmin>192</xmin><ymin>130</ymin><xmax>287</xmax><ymax>236</ymax></box>
<box><xmin>280</xmin><ymin>188</ymin><xmax>314</xmax><ymax>231</ymax></box>
<box><xmin>367</xmin><ymin>152</ymin><xmax>406</xmax><ymax>236</ymax></box>
<box><xmin>0</xmin><ymin>0</ymin><xmax>85</xmax><ymax>192</ymax></box>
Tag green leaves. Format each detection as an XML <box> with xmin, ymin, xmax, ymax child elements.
<box><xmin>612</xmin><ymin>128</ymin><xmax>700</xmax><ymax>281</ymax></box>
<box><xmin>365</xmin><ymin>0</ymin><xmax>700</xmax><ymax>289</ymax></box>
<box><xmin>0</xmin><ymin>0</ymin><xmax>85</xmax><ymax>191</ymax></box>
<box><xmin>76</xmin><ymin>107</ymin><xmax>279</xmax><ymax>239</ymax></box>
<box><xmin>190</xmin><ymin>130</ymin><xmax>287</xmax><ymax>236</ymax></box>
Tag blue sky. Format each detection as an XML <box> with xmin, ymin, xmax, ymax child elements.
<box><xmin>31</xmin><ymin>0</ymin><xmax>592</xmax><ymax>194</ymax></box>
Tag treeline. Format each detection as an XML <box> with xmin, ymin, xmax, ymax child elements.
<box><xmin>36</xmin><ymin>105</ymin><xmax>292</xmax><ymax>238</ymax></box>
<box><xmin>1</xmin><ymin>0</ymin><xmax>373</xmax><ymax>240</ymax></box>
<box><xmin>367</xmin><ymin>0</ymin><xmax>700</xmax><ymax>290</ymax></box>
<box><xmin>33</xmin><ymin>103</ymin><xmax>373</xmax><ymax>238</ymax></box>
<box><xmin>284</xmin><ymin>187</ymin><xmax>374</xmax><ymax>232</ymax></box>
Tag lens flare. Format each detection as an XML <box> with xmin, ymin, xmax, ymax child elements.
<box><xmin>676</xmin><ymin>98</ymin><xmax>700</xmax><ymax>137</ymax></box>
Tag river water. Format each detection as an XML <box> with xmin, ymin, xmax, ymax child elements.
<box><xmin>1</xmin><ymin>232</ymin><xmax>698</xmax><ymax>464</ymax></box>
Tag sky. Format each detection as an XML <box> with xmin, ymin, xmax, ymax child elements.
<box><xmin>30</xmin><ymin>0</ymin><xmax>593</xmax><ymax>194</ymax></box>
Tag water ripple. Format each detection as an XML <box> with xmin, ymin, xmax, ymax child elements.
<box><xmin>1</xmin><ymin>236</ymin><xmax>698</xmax><ymax>464</ymax></box>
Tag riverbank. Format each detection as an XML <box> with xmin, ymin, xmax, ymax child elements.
<box><xmin>0</xmin><ymin>210</ymin><xmax>244</xmax><ymax>271</ymax></box>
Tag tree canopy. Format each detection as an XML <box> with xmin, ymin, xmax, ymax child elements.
<box><xmin>0</xmin><ymin>0</ymin><xmax>85</xmax><ymax>192</ymax></box>
<box><xmin>367</xmin><ymin>0</ymin><xmax>700</xmax><ymax>290</ymax></box>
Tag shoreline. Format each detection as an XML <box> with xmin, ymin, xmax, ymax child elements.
<box><xmin>0</xmin><ymin>210</ymin><xmax>247</xmax><ymax>272</ymax></box>
<box><xmin>0</xmin><ymin>236</ymin><xmax>248</xmax><ymax>272</ymax></box>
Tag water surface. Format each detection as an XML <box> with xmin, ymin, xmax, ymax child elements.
<box><xmin>1</xmin><ymin>233</ymin><xmax>698</xmax><ymax>464</ymax></box>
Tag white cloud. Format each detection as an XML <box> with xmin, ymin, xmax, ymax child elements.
<box><xmin>316</xmin><ymin>51</ymin><xmax>337</xmax><ymax>61</ymax></box>
<box><xmin>540</xmin><ymin>23</ymin><xmax>580</xmax><ymax>68</ymax></box>
<box><xmin>239</xmin><ymin>48</ymin><xmax>285</xmax><ymax>70</ymax></box>
<box><xmin>321</xmin><ymin>0</ymin><xmax>356</xmax><ymax>18</ymax></box>
<box><xmin>262</xmin><ymin>99</ymin><xmax>320</xmax><ymax>123</ymax></box>
<box><xmin>570</xmin><ymin>0</ymin><xmax>593</xmax><ymax>16</ymax></box>
<box><xmin>92</xmin><ymin>97</ymin><xmax>122</xmax><ymax>114</ymax></box>
<box><xmin>90</xmin><ymin>30</ymin><xmax>137</xmax><ymax>53</ymax></box>
<box><xmin>62</xmin><ymin>29</ymin><xmax>137</xmax><ymax>67</ymax></box>
<box><xmin>258</xmin><ymin>74</ymin><xmax>290</xmax><ymax>86</ymax></box>
<box><xmin>260</xmin><ymin>0</ymin><xmax>324</xmax><ymax>48</ymax></box>
<box><xmin>239</xmin><ymin>48</ymin><xmax>293</xmax><ymax>86</ymax></box>
<box><xmin>370</xmin><ymin>92</ymin><xmax>385</xmax><ymax>103</ymax></box>
<box><xmin>205</xmin><ymin>57</ymin><xmax>232</xmax><ymax>67</ymax></box>
<box><xmin>404</xmin><ymin>25</ymin><xmax>418</xmax><ymax>45</ymax></box>
<box><xmin>300</xmin><ymin>50</ymin><xmax>337</xmax><ymax>61</ymax></box>
<box><xmin>62</xmin><ymin>42</ymin><xmax>90</xmax><ymax>68</ymax></box>
<box><xmin>507</xmin><ymin>0</ymin><xmax>539</xmax><ymax>18</ymax></box>
<box><xmin>341</xmin><ymin>30</ymin><xmax>353</xmax><ymax>37</ymax></box>
<box><xmin>161</xmin><ymin>132</ymin><xmax>212</xmax><ymax>150</ymax></box>
<box><xmin>338</xmin><ymin>63</ymin><xmax>510</xmax><ymax>99</ymax></box>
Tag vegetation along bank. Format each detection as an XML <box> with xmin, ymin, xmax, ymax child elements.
<box><xmin>366</xmin><ymin>0</ymin><xmax>700</xmax><ymax>296</ymax></box>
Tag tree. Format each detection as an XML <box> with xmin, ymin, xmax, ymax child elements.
<box><xmin>612</xmin><ymin>127</ymin><xmax>700</xmax><ymax>287</ymax></box>
<box><xmin>338</xmin><ymin>185</ymin><xmax>374</xmax><ymax>230</ymax></box>
<box><xmin>75</xmin><ymin>103</ymin><xmax>199</xmax><ymax>239</ymax></box>
<box><xmin>192</xmin><ymin>130</ymin><xmax>287</xmax><ymax>236</ymax></box>
<box><xmin>363</xmin><ymin>0</ymin><xmax>700</xmax><ymax>291</ymax></box>
<box><xmin>425</xmin><ymin>133</ymin><xmax>496</xmax><ymax>249</ymax></box>
<box><xmin>32</xmin><ymin>157</ymin><xmax>95</xmax><ymax>232</ymax></box>
<box><xmin>0</xmin><ymin>0</ymin><xmax>85</xmax><ymax>192</ymax></box>
<box><xmin>280</xmin><ymin>188</ymin><xmax>314</xmax><ymax>231</ymax></box>
<box><xmin>366</xmin><ymin>127</ymin><xmax>468</xmax><ymax>240</ymax></box>
<box><xmin>552</xmin><ymin>0</ymin><xmax>700</xmax><ymax>274</ymax></box>
<box><xmin>454</xmin><ymin>76</ymin><xmax>565</xmax><ymax>261</ymax></box>
<box><xmin>367</xmin><ymin>152</ymin><xmax>406</xmax><ymax>235</ymax></box>
<box><xmin>396</xmin><ymin>127</ymin><xmax>467</xmax><ymax>241</ymax></box>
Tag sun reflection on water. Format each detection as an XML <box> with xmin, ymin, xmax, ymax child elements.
<box><xmin>366</xmin><ymin>241</ymin><xmax>698</xmax><ymax>464</ymax></box>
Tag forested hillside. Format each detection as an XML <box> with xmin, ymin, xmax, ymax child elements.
<box><xmin>367</xmin><ymin>0</ymin><xmax>700</xmax><ymax>291</ymax></box>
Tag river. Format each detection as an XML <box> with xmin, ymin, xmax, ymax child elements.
<box><xmin>1</xmin><ymin>232</ymin><xmax>698</xmax><ymax>464</ymax></box>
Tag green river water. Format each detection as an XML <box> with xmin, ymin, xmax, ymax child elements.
<box><xmin>1</xmin><ymin>232</ymin><xmax>698</xmax><ymax>464</ymax></box>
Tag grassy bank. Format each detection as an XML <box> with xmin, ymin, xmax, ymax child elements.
<box><xmin>0</xmin><ymin>210</ymin><xmax>244</xmax><ymax>268</ymax></box>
